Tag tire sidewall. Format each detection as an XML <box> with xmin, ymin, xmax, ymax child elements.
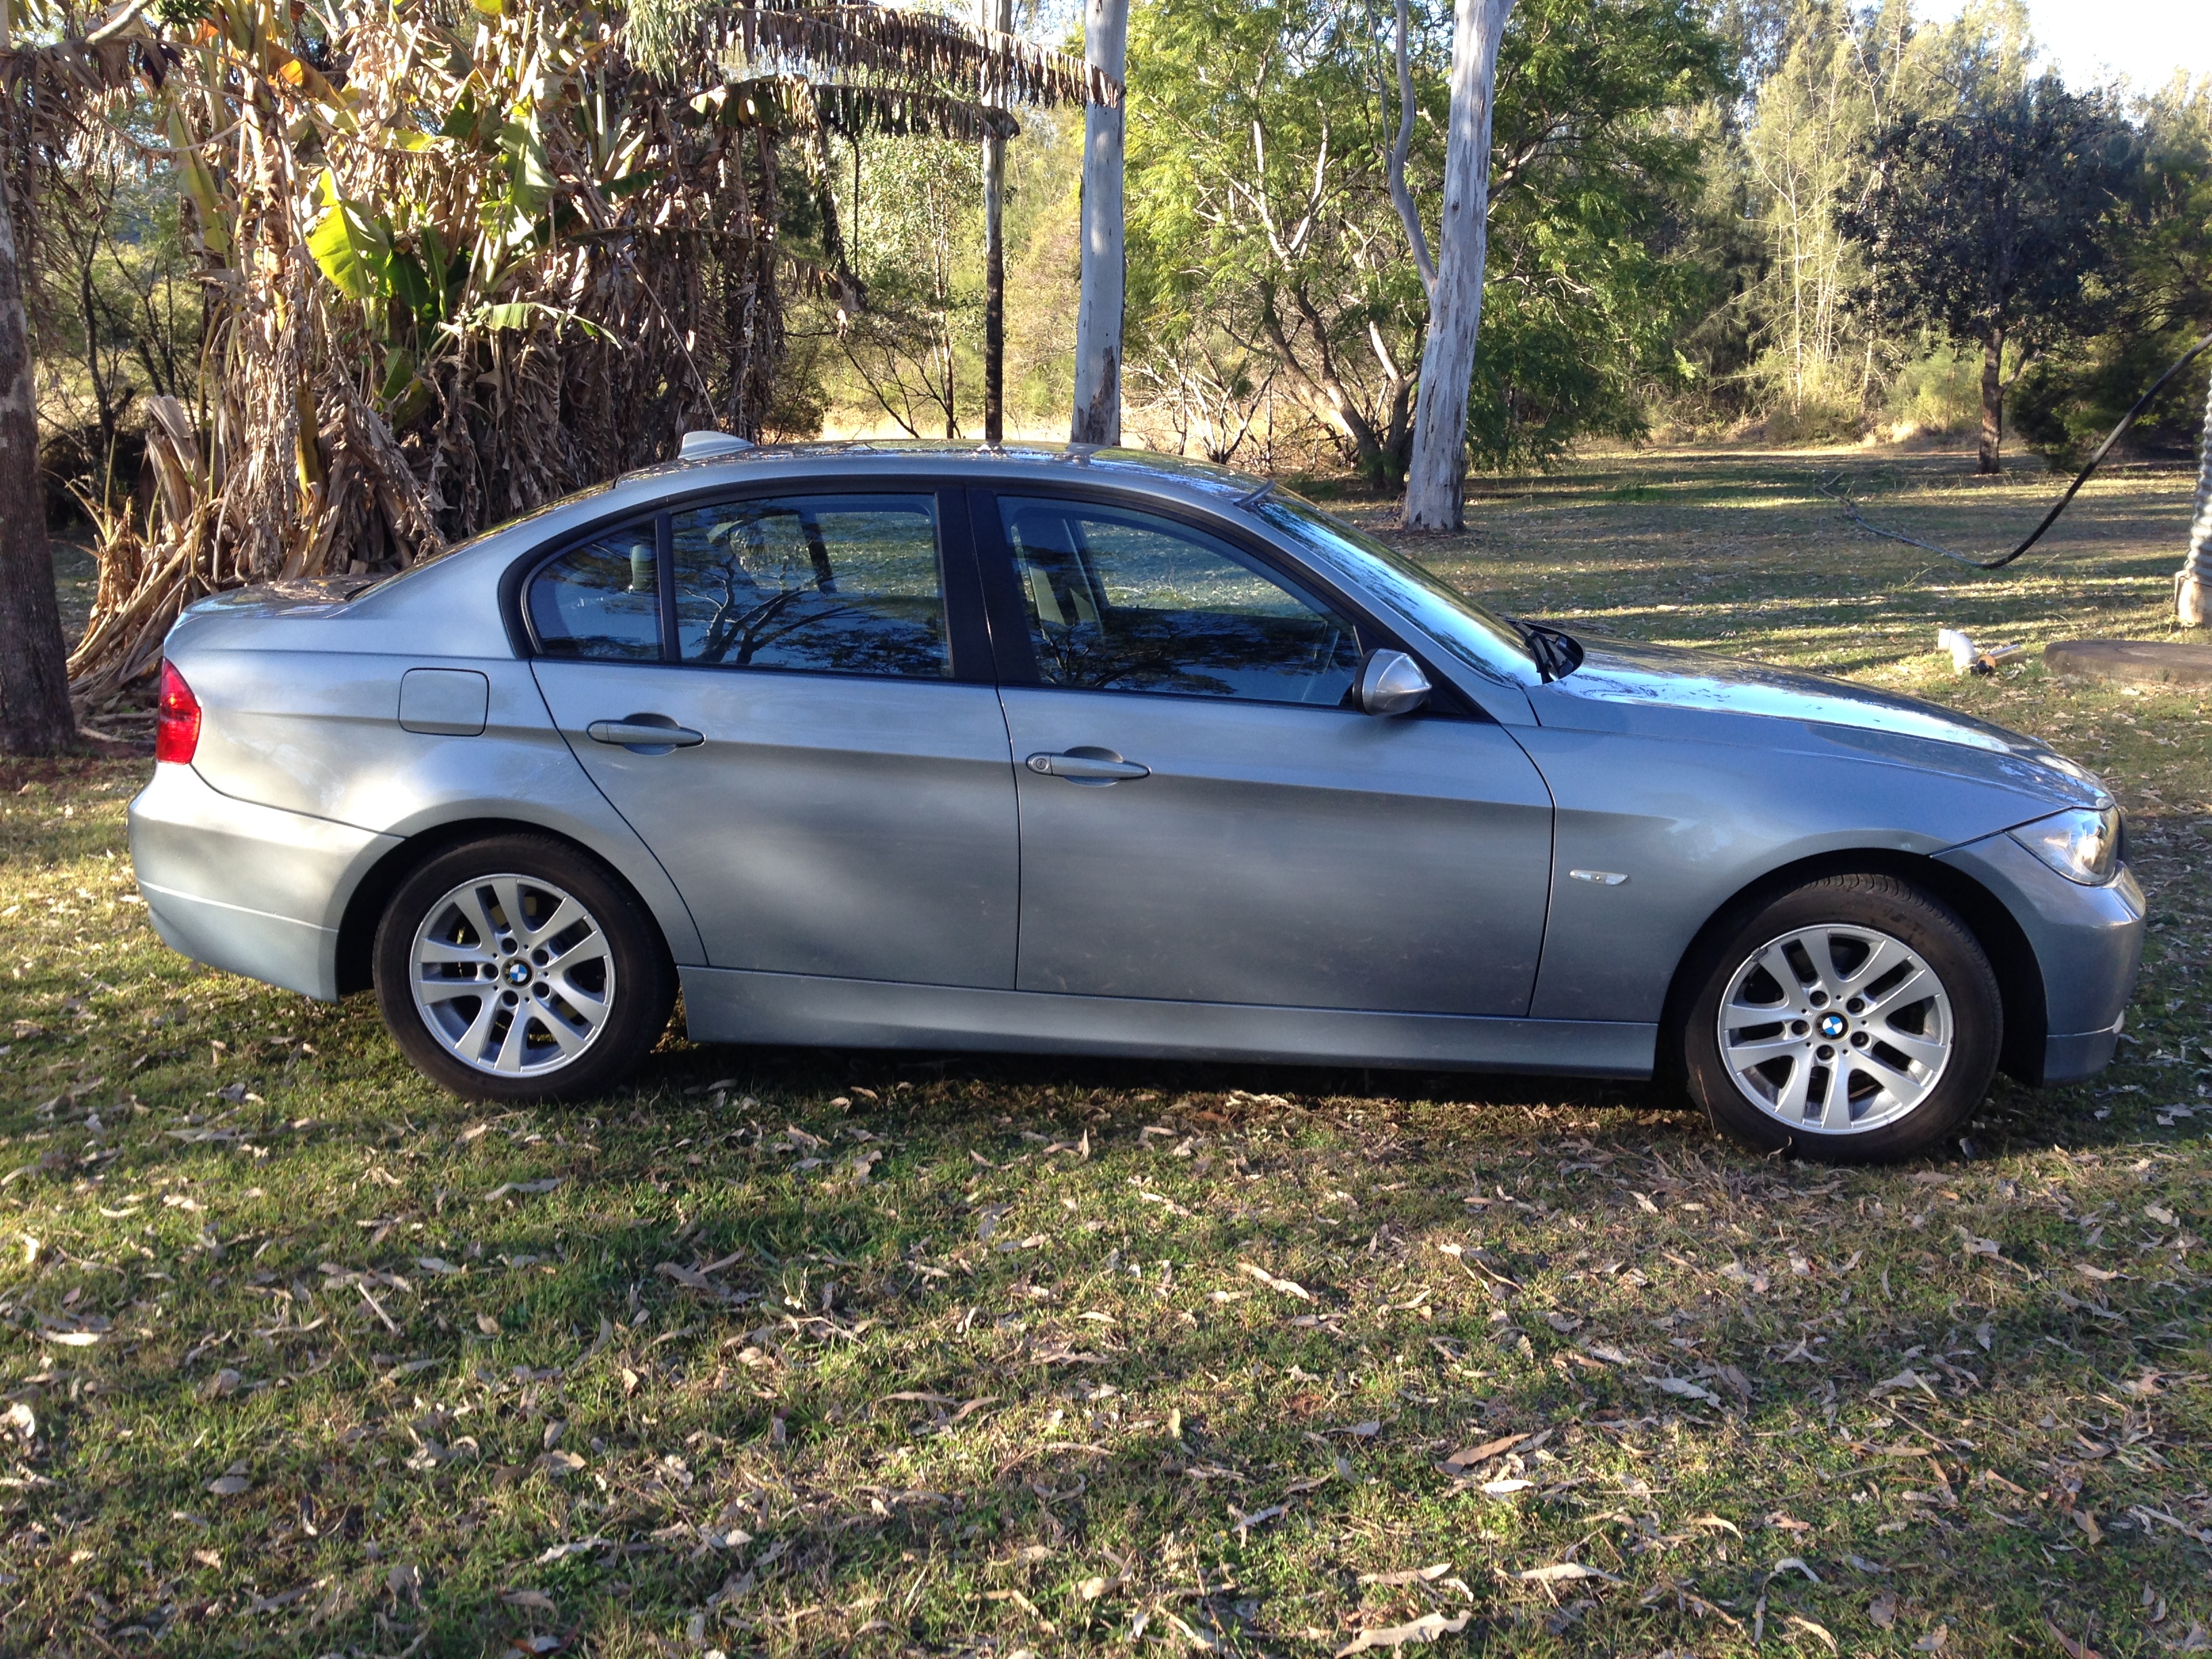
<box><xmin>1681</xmin><ymin>874</ymin><xmax>2001</xmax><ymax>1164</ymax></box>
<box><xmin>373</xmin><ymin>834</ymin><xmax>672</xmax><ymax>1101</ymax></box>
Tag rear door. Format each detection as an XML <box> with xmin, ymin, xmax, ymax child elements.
<box><xmin>529</xmin><ymin>486</ymin><xmax>1020</xmax><ymax>989</ymax></box>
<box><xmin>979</xmin><ymin>490</ymin><xmax>1554</xmax><ymax>1015</ymax></box>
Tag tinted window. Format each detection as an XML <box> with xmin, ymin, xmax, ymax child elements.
<box><xmin>1250</xmin><ymin>491</ymin><xmax>1535</xmax><ymax>687</ymax></box>
<box><xmin>672</xmin><ymin>495</ymin><xmax>949</xmax><ymax>679</ymax></box>
<box><xmin>1000</xmin><ymin>497</ymin><xmax>1363</xmax><ymax>704</ymax></box>
<box><xmin>528</xmin><ymin>528</ymin><xmax>663</xmax><ymax>660</ymax></box>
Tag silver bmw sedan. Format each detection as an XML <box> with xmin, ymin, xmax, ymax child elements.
<box><xmin>128</xmin><ymin>440</ymin><xmax>2144</xmax><ymax>1162</ymax></box>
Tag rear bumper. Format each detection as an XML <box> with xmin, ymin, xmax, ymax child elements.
<box><xmin>129</xmin><ymin>762</ymin><xmax>398</xmax><ymax>1000</ymax></box>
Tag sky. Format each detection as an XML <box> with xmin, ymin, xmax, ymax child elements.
<box><xmin>1917</xmin><ymin>0</ymin><xmax>2212</xmax><ymax>93</ymax></box>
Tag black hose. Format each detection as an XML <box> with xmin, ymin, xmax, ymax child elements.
<box><xmin>1820</xmin><ymin>328</ymin><xmax>2212</xmax><ymax>571</ymax></box>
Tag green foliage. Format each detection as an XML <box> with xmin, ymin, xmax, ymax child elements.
<box><xmin>1122</xmin><ymin>0</ymin><xmax>1730</xmax><ymax>478</ymax></box>
<box><xmin>1883</xmin><ymin>339</ymin><xmax>1986</xmax><ymax>439</ymax></box>
<box><xmin>1843</xmin><ymin>74</ymin><xmax>2135</xmax><ymax>369</ymax></box>
<box><xmin>2011</xmin><ymin>80</ymin><xmax>2212</xmax><ymax>461</ymax></box>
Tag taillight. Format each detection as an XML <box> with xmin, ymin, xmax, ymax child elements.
<box><xmin>155</xmin><ymin>660</ymin><xmax>202</xmax><ymax>764</ymax></box>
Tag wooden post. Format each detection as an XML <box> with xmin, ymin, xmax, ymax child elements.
<box><xmin>981</xmin><ymin>0</ymin><xmax>1011</xmax><ymax>444</ymax></box>
<box><xmin>1400</xmin><ymin>0</ymin><xmax>1515</xmax><ymax>532</ymax></box>
<box><xmin>2179</xmin><ymin>366</ymin><xmax>2212</xmax><ymax>627</ymax></box>
<box><xmin>1070</xmin><ymin>0</ymin><xmax>1127</xmax><ymax>447</ymax></box>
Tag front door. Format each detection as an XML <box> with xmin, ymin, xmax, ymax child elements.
<box><xmin>529</xmin><ymin>488</ymin><xmax>1019</xmax><ymax>989</ymax></box>
<box><xmin>985</xmin><ymin>492</ymin><xmax>1553</xmax><ymax>1015</ymax></box>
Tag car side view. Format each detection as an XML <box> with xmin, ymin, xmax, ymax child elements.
<box><xmin>129</xmin><ymin>441</ymin><xmax>2145</xmax><ymax>1162</ymax></box>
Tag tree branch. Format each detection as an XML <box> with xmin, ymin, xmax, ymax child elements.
<box><xmin>1387</xmin><ymin>0</ymin><xmax>1437</xmax><ymax>300</ymax></box>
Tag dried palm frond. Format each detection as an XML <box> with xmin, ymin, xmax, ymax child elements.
<box><xmin>630</xmin><ymin>0</ymin><xmax>1118</xmax><ymax>106</ymax></box>
<box><xmin>13</xmin><ymin>0</ymin><xmax>1111</xmax><ymax>695</ymax></box>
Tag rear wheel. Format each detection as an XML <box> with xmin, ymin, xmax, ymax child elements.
<box><xmin>373</xmin><ymin>834</ymin><xmax>672</xmax><ymax>1101</ymax></box>
<box><xmin>1681</xmin><ymin>873</ymin><xmax>2000</xmax><ymax>1163</ymax></box>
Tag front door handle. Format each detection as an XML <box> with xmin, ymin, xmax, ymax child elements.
<box><xmin>1025</xmin><ymin>748</ymin><xmax>1150</xmax><ymax>783</ymax></box>
<box><xmin>587</xmin><ymin>716</ymin><xmax>704</xmax><ymax>752</ymax></box>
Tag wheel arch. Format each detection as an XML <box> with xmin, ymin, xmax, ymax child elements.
<box><xmin>1653</xmin><ymin>848</ymin><xmax>2047</xmax><ymax>1089</ymax></box>
<box><xmin>334</xmin><ymin>817</ymin><xmax>676</xmax><ymax>996</ymax></box>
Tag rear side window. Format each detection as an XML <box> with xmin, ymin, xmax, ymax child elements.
<box><xmin>528</xmin><ymin>528</ymin><xmax>662</xmax><ymax>660</ymax></box>
<box><xmin>670</xmin><ymin>494</ymin><xmax>949</xmax><ymax>679</ymax></box>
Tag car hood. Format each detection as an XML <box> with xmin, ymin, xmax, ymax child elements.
<box><xmin>1533</xmin><ymin>635</ymin><xmax>2109</xmax><ymax>806</ymax></box>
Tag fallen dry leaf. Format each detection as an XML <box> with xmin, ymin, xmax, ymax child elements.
<box><xmin>535</xmin><ymin>1536</ymin><xmax>608</xmax><ymax>1564</ymax></box>
<box><xmin>1442</xmin><ymin>1432</ymin><xmax>1528</xmax><ymax>1469</ymax></box>
<box><xmin>1787</xmin><ymin>1614</ymin><xmax>1839</xmax><ymax>1653</ymax></box>
<box><xmin>1336</xmin><ymin>1611</ymin><xmax>1471</xmax><ymax>1654</ymax></box>
<box><xmin>1357</xmin><ymin>1563</ymin><xmax>1452</xmax><ymax>1587</ymax></box>
<box><xmin>1519</xmin><ymin>1562</ymin><xmax>1621</xmax><ymax>1584</ymax></box>
<box><xmin>1869</xmin><ymin>1591</ymin><xmax>1897</xmax><ymax>1629</ymax></box>
<box><xmin>2043</xmin><ymin>1618</ymin><xmax>2105</xmax><ymax>1659</ymax></box>
<box><xmin>1237</xmin><ymin>1262</ymin><xmax>1312</xmax><ymax>1300</ymax></box>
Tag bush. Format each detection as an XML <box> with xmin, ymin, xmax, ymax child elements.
<box><xmin>1883</xmin><ymin>342</ymin><xmax>1983</xmax><ymax>439</ymax></box>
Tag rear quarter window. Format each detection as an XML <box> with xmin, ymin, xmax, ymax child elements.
<box><xmin>529</xmin><ymin>529</ymin><xmax>662</xmax><ymax>659</ymax></box>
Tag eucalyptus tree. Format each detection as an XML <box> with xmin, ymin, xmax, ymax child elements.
<box><xmin>1124</xmin><ymin>0</ymin><xmax>1727</xmax><ymax>490</ymax></box>
<box><xmin>1071</xmin><ymin>0</ymin><xmax>1130</xmax><ymax>444</ymax></box>
<box><xmin>1399</xmin><ymin>0</ymin><xmax>1513</xmax><ymax>529</ymax></box>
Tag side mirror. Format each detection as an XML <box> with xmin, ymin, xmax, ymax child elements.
<box><xmin>1357</xmin><ymin>648</ymin><xmax>1431</xmax><ymax>717</ymax></box>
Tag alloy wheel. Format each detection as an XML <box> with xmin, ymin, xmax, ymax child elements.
<box><xmin>1715</xmin><ymin>923</ymin><xmax>1952</xmax><ymax>1134</ymax></box>
<box><xmin>409</xmin><ymin>874</ymin><xmax>616</xmax><ymax>1076</ymax></box>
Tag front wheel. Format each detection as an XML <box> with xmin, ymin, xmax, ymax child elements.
<box><xmin>373</xmin><ymin>834</ymin><xmax>673</xmax><ymax>1101</ymax></box>
<box><xmin>1680</xmin><ymin>873</ymin><xmax>2001</xmax><ymax>1164</ymax></box>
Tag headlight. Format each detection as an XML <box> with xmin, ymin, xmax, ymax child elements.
<box><xmin>2010</xmin><ymin>806</ymin><xmax>2122</xmax><ymax>884</ymax></box>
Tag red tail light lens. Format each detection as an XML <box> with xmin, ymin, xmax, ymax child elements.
<box><xmin>155</xmin><ymin>661</ymin><xmax>202</xmax><ymax>764</ymax></box>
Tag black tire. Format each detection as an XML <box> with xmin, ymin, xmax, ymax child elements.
<box><xmin>373</xmin><ymin>833</ymin><xmax>674</xmax><ymax>1101</ymax></box>
<box><xmin>1680</xmin><ymin>872</ymin><xmax>2001</xmax><ymax>1164</ymax></box>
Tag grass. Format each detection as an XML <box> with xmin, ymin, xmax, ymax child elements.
<box><xmin>3</xmin><ymin>441</ymin><xmax>2209</xmax><ymax>1658</ymax></box>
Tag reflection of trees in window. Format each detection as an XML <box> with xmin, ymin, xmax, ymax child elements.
<box><xmin>530</xmin><ymin>535</ymin><xmax>661</xmax><ymax>659</ymax></box>
<box><xmin>1005</xmin><ymin>504</ymin><xmax>1359</xmax><ymax>702</ymax></box>
<box><xmin>1035</xmin><ymin>609</ymin><xmax>1357</xmax><ymax>702</ymax></box>
<box><xmin>672</xmin><ymin>499</ymin><xmax>948</xmax><ymax>678</ymax></box>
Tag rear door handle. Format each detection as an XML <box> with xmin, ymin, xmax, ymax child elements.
<box><xmin>587</xmin><ymin>717</ymin><xmax>703</xmax><ymax>751</ymax></box>
<box><xmin>1025</xmin><ymin>748</ymin><xmax>1150</xmax><ymax>782</ymax></box>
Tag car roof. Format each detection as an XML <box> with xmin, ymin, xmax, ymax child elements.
<box><xmin>617</xmin><ymin>438</ymin><xmax>1265</xmax><ymax>505</ymax></box>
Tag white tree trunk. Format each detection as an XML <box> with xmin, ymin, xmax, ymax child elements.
<box><xmin>1070</xmin><ymin>0</ymin><xmax>1128</xmax><ymax>447</ymax></box>
<box><xmin>1401</xmin><ymin>0</ymin><xmax>1514</xmax><ymax>531</ymax></box>
<box><xmin>981</xmin><ymin>0</ymin><xmax>1012</xmax><ymax>444</ymax></box>
<box><xmin>2178</xmin><ymin>366</ymin><xmax>2212</xmax><ymax>627</ymax></box>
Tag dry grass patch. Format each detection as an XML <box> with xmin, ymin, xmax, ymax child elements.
<box><xmin>1</xmin><ymin>443</ymin><xmax>2207</xmax><ymax>1656</ymax></box>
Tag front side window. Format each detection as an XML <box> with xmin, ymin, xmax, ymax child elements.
<box><xmin>671</xmin><ymin>494</ymin><xmax>949</xmax><ymax>679</ymax></box>
<box><xmin>1000</xmin><ymin>496</ymin><xmax>1364</xmax><ymax>705</ymax></box>
<box><xmin>527</xmin><ymin>527</ymin><xmax>663</xmax><ymax>660</ymax></box>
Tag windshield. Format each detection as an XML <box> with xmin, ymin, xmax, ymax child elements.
<box><xmin>1247</xmin><ymin>490</ymin><xmax>1538</xmax><ymax>687</ymax></box>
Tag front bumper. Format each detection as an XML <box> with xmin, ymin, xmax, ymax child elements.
<box><xmin>1936</xmin><ymin>830</ymin><xmax>2146</xmax><ymax>1087</ymax></box>
<box><xmin>129</xmin><ymin>762</ymin><xmax>399</xmax><ymax>1000</ymax></box>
